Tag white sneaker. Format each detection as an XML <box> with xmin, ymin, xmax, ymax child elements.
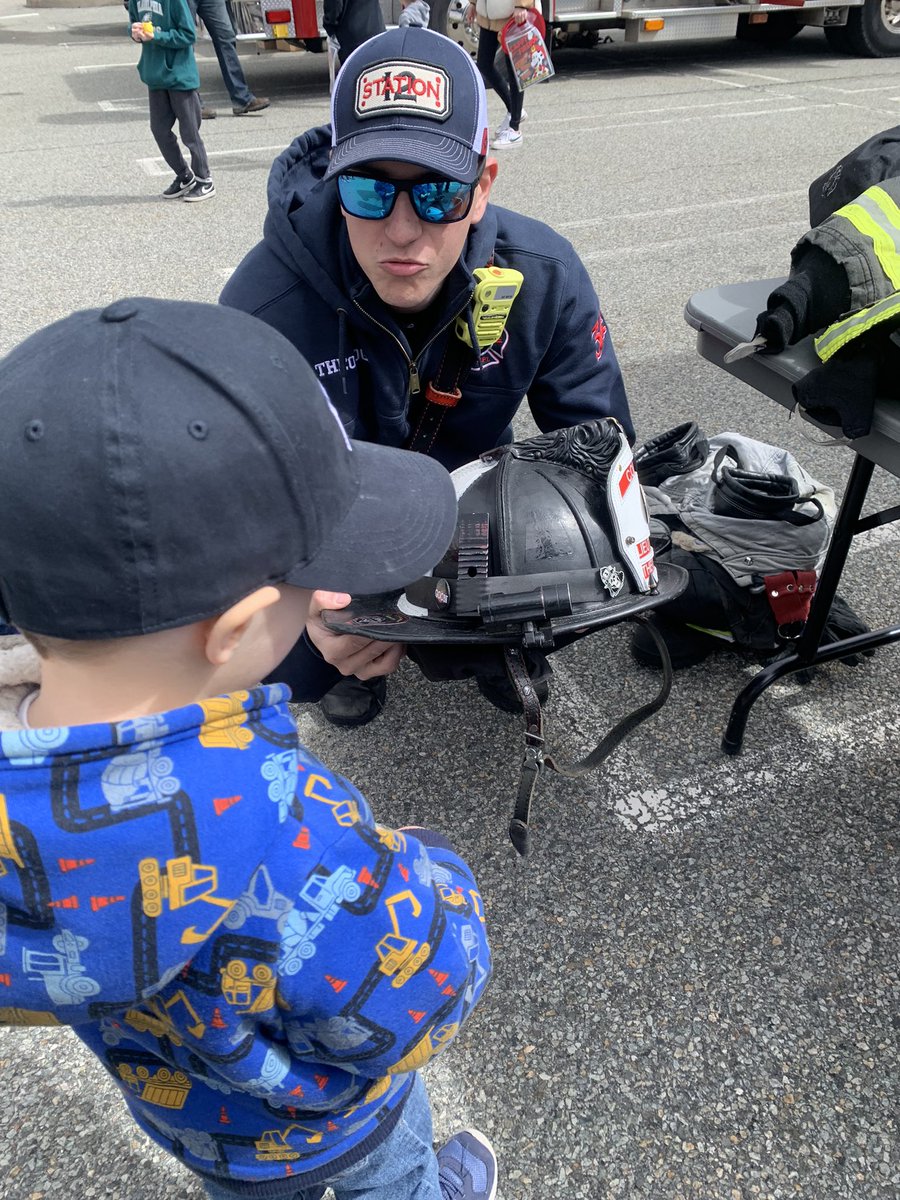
<box><xmin>494</xmin><ymin>108</ymin><xmax>527</xmax><ymax>138</ymax></box>
<box><xmin>491</xmin><ymin>127</ymin><xmax>523</xmax><ymax>150</ymax></box>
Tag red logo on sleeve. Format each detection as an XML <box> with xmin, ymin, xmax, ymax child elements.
<box><xmin>591</xmin><ymin>316</ymin><xmax>607</xmax><ymax>360</ymax></box>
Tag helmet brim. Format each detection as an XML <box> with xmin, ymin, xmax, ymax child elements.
<box><xmin>321</xmin><ymin>562</ymin><xmax>688</xmax><ymax>645</ymax></box>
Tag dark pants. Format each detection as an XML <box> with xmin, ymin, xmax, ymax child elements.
<box><xmin>148</xmin><ymin>88</ymin><xmax>210</xmax><ymax>181</ymax></box>
<box><xmin>190</xmin><ymin>0</ymin><xmax>254</xmax><ymax>108</ymax></box>
<box><xmin>476</xmin><ymin>27</ymin><xmax>523</xmax><ymax>130</ymax></box>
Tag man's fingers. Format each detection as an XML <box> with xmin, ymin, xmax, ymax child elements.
<box><xmin>309</xmin><ymin>589</ymin><xmax>352</xmax><ymax>617</ymax></box>
<box><xmin>349</xmin><ymin>643</ymin><xmax>405</xmax><ymax>680</ymax></box>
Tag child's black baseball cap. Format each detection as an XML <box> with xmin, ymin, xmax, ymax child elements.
<box><xmin>0</xmin><ymin>298</ymin><xmax>457</xmax><ymax>639</ymax></box>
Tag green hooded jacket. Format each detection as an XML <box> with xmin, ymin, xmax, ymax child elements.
<box><xmin>128</xmin><ymin>0</ymin><xmax>199</xmax><ymax>92</ymax></box>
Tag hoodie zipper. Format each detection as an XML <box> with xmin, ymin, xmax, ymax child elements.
<box><xmin>352</xmin><ymin>297</ymin><xmax>472</xmax><ymax>400</ymax></box>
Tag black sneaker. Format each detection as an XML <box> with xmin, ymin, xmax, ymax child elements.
<box><xmin>232</xmin><ymin>96</ymin><xmax>270</xmax><ymax>115</ymax></box>
<box><xmin>162</xmin><ymin>171</ymin><xmax>194</xmax><ymax>198</ymax></box>
<box><xmin>183</xmin><ymin>178</ymin><xmax>216</xmax><ymax>202</ymax></box>
<box><xmin>476</xmin><ymin>672</ymin><xmax>549</xmax><ymax>714</ymax></box>
<box><xmin>319</xmin><ymin>675</ymin><xmax>386</xmax><ymax>728</ymax></box>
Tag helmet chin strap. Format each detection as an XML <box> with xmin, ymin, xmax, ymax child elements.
<box><xmin>505</xmin><ymin>616</ymin><xmax>674</xmax><ymax>856</ymax></box>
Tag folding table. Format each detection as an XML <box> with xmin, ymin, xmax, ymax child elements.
<box><xmin>683</xmin><ymin>279</ymin><xmax>900</xmax><ymax>754</ymax></box>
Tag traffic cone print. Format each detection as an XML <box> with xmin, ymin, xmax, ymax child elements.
<box><xmin>357</xmin><ymin>866</ymin><xmax>378</xmax><ymax>888</ymax></box>
<box><xmin>91</xmin><ymin>895</ymin><xmax>126</xmax><ymax>912</ymax></box>
<box><xmin>218</xmin><ymin>1106</ymin><xmax>231</xmax><ymax>1125</ymax></box>
<box><xmin>0</xmin><ymin>973</ymin><xmax>10</xmax><ymax>987</ymax></box>
<box><xmin>213</xmin><ymin>795</ymin><xmax>242</xmax><ymax>816</ymax></box>
<box><xmin>398</xmin><ymin>863</ymin><xmax>410</xmax><ymax>882</ymax></box>
<box><xmin>48</xmin><ymin>895</ymin><xmax>79</xmax><ymax>909</ymax></box>
<box><xmin>314</xmin><ymin>1073</ymin><xmax>329</xmax><ymax>1090</ymax></box>
<box><xmin>408</xmin><ymin>1009</ymin><xmax>426</xmax><ymax>1024</ymax></box>
<box><xmin>325</xmin><ymin>974</ymin><xmax>347</xmax><ymax>993</ymax></box>
<box><xmin>58</xmin><ymin>858</ymin><xmax>95</xmax><ymax>873</ymax></box>
<box><xmin>284</xmin><ymin>1165</ymin><xmax>294</xmax><ymax>1177</ymax></box>
<box><xmin>211</xmin><ymin>1007</ymin><xmax>227</xmax><ymax>1029</ymax></box>
<box><xmin>293</xmin><ymin>826</ymin><xmax>310</xmax><ymax>850</ymax></box>
<box><xmin>429</xmin><ymin>969</ymin><xmax>449</xmax><ymax>987</ymax></box>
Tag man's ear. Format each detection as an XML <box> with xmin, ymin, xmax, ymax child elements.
<box><xmin>204</xmin><ymin>586</ymin><xmax>282</xmax><ymax>666</ymax></box>
<box><xmin>471</xmin><ymin>159</ymin><xmax>498</xmax><ymax>223</ymax></box>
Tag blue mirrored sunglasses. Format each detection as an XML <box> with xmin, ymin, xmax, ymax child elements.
<box><xmin>337</xmin><ymin>173</ymin><xmax>479</xmax><ymax>224</ymax></box>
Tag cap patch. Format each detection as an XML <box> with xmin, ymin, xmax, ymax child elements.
<box><xmin>355</xmin><ymin>60</ymin><xmax>451</xmax><ymax>121</ymax></box>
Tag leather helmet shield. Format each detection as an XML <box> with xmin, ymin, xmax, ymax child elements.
<box><xmin>323</xmin><ymin>419</ymin><xmax>688</xmax><ymax>644</ymax></box>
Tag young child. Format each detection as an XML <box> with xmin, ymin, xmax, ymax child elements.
<box><xmin>129</xmin><ymin>0</ymin><xmax>215</xmax><ymax>200</ymax></box>
<box><xmin>398</xmin><ymin>0</ymin><xmax>431</xmax><ymax>28</ymax></box>
<box><xmin>0</xmin><ymin>298</ymin><xmax>496</xmax><ymax>1200</ymax></box>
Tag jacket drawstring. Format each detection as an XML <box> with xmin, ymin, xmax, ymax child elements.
<box><xmin>337</xmin><ymin>308</ymin><xmax>348</xmax><ymax>396</ymax></box>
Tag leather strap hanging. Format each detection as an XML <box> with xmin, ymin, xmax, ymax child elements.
<box><xmin>405</xmin><ymin>318</ymin><xmax>479</xmax><ymax>455</ymax></box>
<box><xmin>506</xmin><ymin>617</ymin><xmax>675</xmax><ymax>856</ymax></box>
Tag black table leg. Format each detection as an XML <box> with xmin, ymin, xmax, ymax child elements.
<box><xmin>721</xmin><ymin>453</ymin><xmax>876</xmax><ymax>755</ymax></box>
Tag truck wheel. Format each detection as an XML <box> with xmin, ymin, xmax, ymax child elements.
<box><xmin>304</xmin><ymin>37</ymin><xmax>326</xmax><ymax>52</ymax></box>
<box><xmin>824</xmin><ymin>0</ymin><xmax>900</xmax><ymax>55</ymax></box>
<box><xmin>735</xmin><ymin>12</ymin><xmax>802</xmax><ymax>44</ymax></box>
<box><xmin>429</xmin><ymin>0</ymin><xmax>479</xmax><ymax>56</ymax></box>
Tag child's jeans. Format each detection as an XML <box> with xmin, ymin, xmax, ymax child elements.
<box><xmin>202</xmin><ymin>1073</ymin><xmax>442</xmax><ymax>1200</ymax></box>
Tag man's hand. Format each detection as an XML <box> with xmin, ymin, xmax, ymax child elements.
<box><xmin>307</xmin><ymin>590</ymin><xmax>406</xmax><ymax>681</ymax></box>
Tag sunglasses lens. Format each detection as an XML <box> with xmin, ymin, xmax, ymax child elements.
<box><xmin>411</xmin><ymin>181</ymin><xmax>474</xmax><ymax>223</ymax></box>
<box><xmin>337</xmin><ymin>175</ymin><xmax>396</xmax><ymax>219</ymax></box>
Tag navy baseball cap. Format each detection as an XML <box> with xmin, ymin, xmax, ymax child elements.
<box><xmin>324</xmin><ymin>27</ymin><xmax>490</xmax><ymax>185</ymax></box>
<box><xmin>0</xmin><ymin>298</ymin><xmax>457</xmax><ymax>639</ymax></box>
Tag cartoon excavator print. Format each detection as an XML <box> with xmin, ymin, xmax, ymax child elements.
<box><xmin>124</xmin><ymin>989</ymin><xmax>207</xmax><ymax>1044</ymax></box>
<box><xmin>220</xmin><ymin>960</ymin><xmax>278</xmax><ymax>1015</ymax></box>
<box><xmin>138</xmin><ymin>855</ymin><xmax>234</xmax><ymax>945</ymax></box>
<box><xmin>303</xmin><ymin>772</ymin><xmax>359</xmax><ymax>827</ymax></box>
<box><xmin>376</xmin><ymin>891</ymin><xmax>431</xmax><ymax>989</ymax></box>
<box><xmin>255</xmin><ymin>1124</ymin><xmax>323</xmax><ymax>1161</ymax></box>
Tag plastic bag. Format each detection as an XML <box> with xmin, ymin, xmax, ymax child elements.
<box><xmin>501</xmin><ymin>14</ymin><xmax>554</xmax><ymax>90</ymax></box>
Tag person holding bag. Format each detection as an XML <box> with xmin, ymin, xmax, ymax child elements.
<box><xmin>466</xmin><ymin>0</ymin><xmax>533</xmax><ymax>149</ymax></box>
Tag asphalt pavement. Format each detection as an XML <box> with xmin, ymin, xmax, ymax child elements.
<box><xmin>0</xmin><ymin>6</ymin><xmax>897</xmax><ymax>1198</ymax></box>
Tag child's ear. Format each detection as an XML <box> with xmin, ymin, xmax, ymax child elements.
<box><xmin>205</xmin><ymin>587</ymin><xmax>281</xmax><ymax>666</ymax></box>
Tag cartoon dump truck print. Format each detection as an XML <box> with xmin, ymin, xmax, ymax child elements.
<box><xmin>279</xmin><ymin>867</ymin><xmax>361</xmax><ymax>976</ymax></box>
<box><xmin>22</xmin><ymin>929</ymin><xmax>101</xmax><ymax>1006</ymax></box>
<box><xmin>117</xmin><ymin>1063</ymin><xmax>191</xmax><ymax>1109</ymax></box>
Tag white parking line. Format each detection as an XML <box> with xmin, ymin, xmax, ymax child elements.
<box><xmin>539</xmin><ymin>94</ymin><xmax>798</xmax><ymax>127</ymax></box>
<box><xmin>713</xmin><ymin>67</ymin><xmax>787</xmax><ymax>83</ymax></box>
<box><xmin>137</xmin><ymin>143</ymin><xmax>286</xmax><ymax>175</ymax></box>
<box><xmin>0</xmin><ymin>10</ymin><xmax>40</xmax><ymax>17</ymax></box>
<box><xmin>76</xmin><ymin>55</ymin><xmax>217</xmax><ymax>71</ymax></box>
<box><xmin>525</xmin><ymin>102</ymin><xmax>838</xmax><ymax>140</ymax></box>
<box><xmin>558</xmin><ymin>189</ymin><xmax>806</xmax><ymax>231</ymax></box>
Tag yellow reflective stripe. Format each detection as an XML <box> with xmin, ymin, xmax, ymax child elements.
<box><xmin>836</xmin><ymin>188</ymin><xmax>900</xmax><ymax>289</ymax></box>
<box><xmin>815</xmin><ymin>292</ymin><xmax>900</xmax><ymax>361</ymax></box>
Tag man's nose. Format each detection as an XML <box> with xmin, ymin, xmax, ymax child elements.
<box><xmin>383</xmin><ymin>190</ymin><xmax>422</xmax><ymax>242</ymax></box>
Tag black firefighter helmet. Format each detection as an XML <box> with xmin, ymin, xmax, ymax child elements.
<box><xmin>324</xmin><ymin>419</ymin><xmax>687</xmax><ymax>854</ymax></box>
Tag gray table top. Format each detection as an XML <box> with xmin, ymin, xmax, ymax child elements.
<box><xmin>684</xmin><ymin>279</ymin><xmax>900</xmax><ymax>478</ymax></box>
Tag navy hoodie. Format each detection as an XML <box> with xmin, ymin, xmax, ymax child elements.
<box><xmin>220</xmin><ymin>126</ymin><xmax>633</xmax><ymax>474</ymax></box>
<box><xmin>0</xmin><ymin>682</ymin><xmax>491</xmax><ymax>1194</ymax></box>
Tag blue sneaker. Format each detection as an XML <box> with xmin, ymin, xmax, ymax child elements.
<box><xmin>437</xmin><ymin>1129</ymin><xmax>497</xmax><ymax>1200</ymax></box>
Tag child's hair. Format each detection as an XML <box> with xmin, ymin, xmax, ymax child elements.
<box><xmin>19</xmin><ymin>630</ymin><xmax>125</xmax><ymax>662</ymax></box>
